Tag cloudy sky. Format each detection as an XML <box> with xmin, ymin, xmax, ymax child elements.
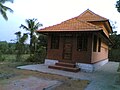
<box><xmin>0</xmin><ymin>0</ymin><xmax>120</xmax><ymax>42</ymax></box>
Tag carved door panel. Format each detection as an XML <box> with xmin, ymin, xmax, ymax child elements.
<box><xmin>63</xmin><ymin>36</ymin><xmax>72</xmax><ymax>60</ymax></box>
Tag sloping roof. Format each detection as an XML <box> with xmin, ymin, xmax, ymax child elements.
<box><xmin>76</xmin><ymin>9</ymin><xmax>108</xmax><ymax>21</ymax></box>
<box><xmin>37</xmin><ymin>9</ymin><xmax>110</xmax><ymax>32</ymax></box>
<box><xmin>38</xmin><ymin>18</ymin><xmax>102</xmax><ymax>32</ymax></box>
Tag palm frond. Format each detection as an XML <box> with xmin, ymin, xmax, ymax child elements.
<box><xmin>0</xmin><ymin>1</ymin><xmax>13</xmax><ymax>20</ymax></box>
<box><xmin>15</xmin><ymin>31</ymin><xmax>21</xmax><ymax>36</ymax></box>
<box><xmin>0</xmin><ymin>7</ymin><xmax>8</xmax><ymax>20</ymax></box>
<box><xmin>25</xmin><ymin>19</ymin><xmax>32</xmax><ymax>30</ymax></box>
<box><xmin>35</xmin><ymin>22</ymin><xmax>43</xmax><ymax>28</ymax></box>
<box><xmin>19</xmin><ymin>24</ymin><xmax>29</xmax><ymax>30</ymax></box>
<box><xmin>116</xmin><ymin>0</ymin><xmax>120</xmax><ymax>13</ymax></box>
<box><xmin>2</xmin><ymin>5</ymin><xmax>13</xmax><ymax>12</ymax></box>
<box><xmin>0</xmin><ymin>0</ymin><xmax>13</xmax><ymax>3</ymax></box>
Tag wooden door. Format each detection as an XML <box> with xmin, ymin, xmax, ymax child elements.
<box><xmin>63</xmin><ymin>36</ymin><xmax>73</xmax><ymax>60</ymax></box>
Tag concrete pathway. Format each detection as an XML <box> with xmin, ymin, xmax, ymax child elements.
<box><xmin>18</xmin><ymin>62</ymin><xmax>120</xmax><ymax>90</ymax></box>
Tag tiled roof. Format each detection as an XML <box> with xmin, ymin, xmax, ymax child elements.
<box><xmin>38</xmin><ymin>18</ymin><xmax>102</xmax><ymax>32</ymax></box>
<box><xmin>37</xmin><ymin>9</ymin><xmax>108</xmax><ymax>32</ymax></box>
<box><xmin>77</xmin><ymin>9</ymin><xmax>108</xmax><ymax>21</ymax></box>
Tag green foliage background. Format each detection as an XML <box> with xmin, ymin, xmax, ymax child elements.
<box><xmin>109</xmin><ymin>32</ymin><xmax>120</xmax><ymax>62</ymax></box>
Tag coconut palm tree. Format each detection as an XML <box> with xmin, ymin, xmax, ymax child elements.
<box><xmin>15</xmin><ymin>31</ymin><xmax>28</xmax><ymax>61</ymax></box>
<box><xmin>20</xmin><ymin>18</ymin><xmax>43</xmax><ymax>56</ymax></box>
<box><xmin>0</xmin><ymin>0</ymin><xmax>13</xmax><ymax>20</ymax></box>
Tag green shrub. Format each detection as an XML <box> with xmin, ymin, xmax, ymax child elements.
<box><xmin>0</xmin><ymin>50</ymin><xmax>5</xmax><ymax>61</ymax></box>
<box><xmin>109</xmin><ymin>49</ymin><xmax>120</xmax><ymax>62</ymax></box>
<box><xmin>26</xmin><ymin>46</ymin><xmax>46</xmax><ymax>63</ymax></box>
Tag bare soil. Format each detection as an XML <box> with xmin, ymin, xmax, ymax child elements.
<box><xmin>0</xmin><ymin>62</ymin><xmax>89</xmax><ymax>90</ymax></box>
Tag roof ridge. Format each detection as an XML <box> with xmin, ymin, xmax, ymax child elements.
<box><xmin>77</xmin><ymin>9</ymin><xmax>108</xmax><ymax>21</ymax></box>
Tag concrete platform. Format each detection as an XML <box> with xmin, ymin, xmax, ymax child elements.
<box><xmin>44</xmin><ymin>59</ymin><xmax>108</xmax><ymax>72</ymax></box>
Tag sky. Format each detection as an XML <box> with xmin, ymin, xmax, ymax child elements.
<box><xmin>0</xmin><ymin>0</ymin><xmax>120</xmax><ymax>43</ymax></box>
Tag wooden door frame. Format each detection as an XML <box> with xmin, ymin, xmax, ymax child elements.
<box><xmin>62</xmin><ymin>35</ymin><xmax>73</xmax><ymax>61</ymax></box>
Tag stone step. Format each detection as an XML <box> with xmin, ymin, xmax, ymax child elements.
<box><xmin>55</xmin><ymin>62</ymin><xmax>76</xmax><ymax>68</ymax></box>
<box><xmin>48</xmin><ymin>65</ymin><xmax>80</xmax><ymax>72</ymax></box>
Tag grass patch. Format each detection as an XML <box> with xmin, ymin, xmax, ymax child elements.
<box><xmin>2</xmin><ymin>54</ymin><xmax>29</xmax><ymax>62</ymax></box>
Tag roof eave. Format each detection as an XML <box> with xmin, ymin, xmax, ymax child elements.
<box><xmin>37</xmin><ymin>29</ymin><xmax>102</xmax><ymax>33</ymax></box>
<box><xmin>98</xmin><ymin>30</ymin><xmax>113</xmax><ymax>46</ymax></box>
<box><xmin>89</xmin><ymin>20</ymin><xmax>113</xmax><ymax>33</ymax></box>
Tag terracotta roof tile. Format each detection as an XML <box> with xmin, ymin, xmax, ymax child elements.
<box><xmin>77</xmin><ymin>9</ymin><xmax>108</xmax><ymax>21</ymax></box>
<box><xmin>37</xmin><ymin>9</ymin><xmax>108</xmax><ymax>32</ymax></box>
<box><xmin>38</xmin><ymin>18</ymin><xmax>102</xmax><ymax>32</ymax></box>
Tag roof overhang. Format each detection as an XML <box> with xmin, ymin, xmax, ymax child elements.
<box><xmin>37</xmin><ymin>29</ymin><xmax>101</xmax><ymax>32</ymax></box>
<box><xmin>98</xmin><ymin>30</ymin><xmax>113</xmax><ymax>46</ymax></box>
<box><xmin>37</xmin><ymin>29</ymin><xmax>113</xmax><ymax>46</ymax></box>
<box><xmin>88</xmin><ymin>20</ymin><xmax>113</xmax><ymax>33</ymax></box>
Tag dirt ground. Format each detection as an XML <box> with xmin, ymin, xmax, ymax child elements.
<box><xmin>0</xmin><ymin>62</ymin><xmax>89</xmax><ymax>90</ymax></box>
